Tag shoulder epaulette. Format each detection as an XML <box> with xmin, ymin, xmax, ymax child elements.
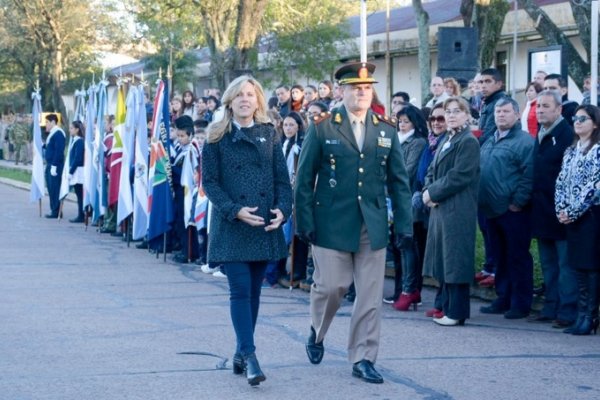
<box><xmin>312</xmin><ymin>111</ymin><xmax>332</xmax><ymax>125</ymax></box>
<box><xmin>373</xmin><ymin>113</ymin><xmax>396</xmax><ymax>127</ymax></box>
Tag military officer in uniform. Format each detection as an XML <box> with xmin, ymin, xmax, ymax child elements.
<box><xmin>294</xmin><ymin>62</ymin><xmax>413</xmax><ymax>384</ymax></box>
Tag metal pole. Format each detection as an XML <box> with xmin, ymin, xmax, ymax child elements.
<box><xmin>511</xmin><ymin>0</ymin><xmax>518</xmax><ymax>96</ymax></box>
<box><xmin>385</xmin><ymin>0</ymin><xmax>392</xmax><ymax>112</ymax></box>
<box><xmin>360</xmin><ymin>0</ymin><xmax>367</xmax><ymax>62</ymax></box>
<box><xmin>591</xmin><ymin>0</ymin><xmax>598</xmax><ymax>106</ymax></box>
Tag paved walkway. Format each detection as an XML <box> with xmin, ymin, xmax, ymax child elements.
<box><xmin>0</xmin><ymin>182</ymin><xmax>599</xmax><ymax>400</ymax></box>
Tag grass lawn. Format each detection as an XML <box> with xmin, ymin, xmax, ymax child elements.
<box><xmin>0</xmin><ymin>166</ymin><xmax>31</xmax><ymax>184</ymax></box>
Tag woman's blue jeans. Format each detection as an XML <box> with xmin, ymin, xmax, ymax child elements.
<box><xmin>224</xmin><ymin>261</ymin><xmax>267</xmax><ymax>355</ymax></box>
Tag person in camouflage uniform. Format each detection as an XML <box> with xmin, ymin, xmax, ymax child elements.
<box><xmin>8</xmin><ymin>114</ymin><xmax>31</xmax><ymax>165</ymax></box>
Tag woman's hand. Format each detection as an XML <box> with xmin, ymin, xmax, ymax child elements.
<box><xmin>236</xmin><ymin>206</ymin><xmax>265</xmax><ymax>227</ymax></box>
<box><xmin>265</xmin><ymin>208</ymin><xmax>284</xmax><ymax>231</ymax></box>
<box><xmin>422</xmin><ymin>189</ymin><xmax>438</xmax><ymax>208</ymax></box>
<box><xmin>558</xmin><ymin>211</ymin><xmax>572</xmax><ymax>225</ymax></box>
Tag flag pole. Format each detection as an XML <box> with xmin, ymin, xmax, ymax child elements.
<box><xmin>163</xmin><ymin>232</ymin><xmax>167</xmax><ymax>262</ymax></box>
<box><xmin>188</xmin><ymin>226</ymin><xmax>192</xmax><ymax>263</ymax></box>
<box><xmin>58</xmin><ymin>200</ymin><xmax>64</xmax><ymax>222</ymax></box>
<box><xmin>39</xmin><ymin>199</ymin><xmax>41</xmax><ymax>218</ymax></box>
<box><xmin>360</xmin><ymin>0</ymin><xmax>367</xmax><ymax>63</ymax></box>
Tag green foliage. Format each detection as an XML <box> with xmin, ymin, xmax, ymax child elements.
<box><xmin>0</xmin><ymin>0</ymin><xmax>134</xmax><ymax>115</ymax></box>
<box><xmin>263</xmin><ymin>22</ymin><xmax>352</xmax><ymax>84</ymax></box>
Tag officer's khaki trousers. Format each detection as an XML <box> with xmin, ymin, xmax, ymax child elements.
<box><xmin>310</xmin><ymin>224</ymin><xmax>386</xmax><ymax>364</ymax></box>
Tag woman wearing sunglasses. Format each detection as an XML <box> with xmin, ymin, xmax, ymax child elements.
<box><xmin>555</xmin><ymin>105</ymin><xmax>600</xmax><ymax>335</ymax></box>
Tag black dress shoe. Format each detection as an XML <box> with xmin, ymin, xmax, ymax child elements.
<box><xmin>45</xmin><ymin>213</ymin><xmax>58</xmax><ymax>219</ymax></box>
<box><xmin>352</xmin><ymin>360</ymin><xmax>384</xmax><ymax>384</ymax></box>
<box><xmin>99</xmin><ymin>227</ymin><xmax>115</xmax><ymax>234</ymax></box>
<box><xmin>232</xmin><ymin>353</ymin><xmax>245</xmax><ymax>375</ymax></box>
<box><xmin>69</xmin><ymin>217</ymin><xmax>84</xmax><ymax>223</ymax></box>
<box><xmin>552</xmin><ymin>319</ymin><xmax>575</xmax><ymax>329</ymax></box>
<box><xmin>243</xmin><ymin>353</ymin><xmax>266</xmax><ymax>386</ymax></box>
<box><xmin>527</xmin><ymin>314</ymin><xmax>554</xmax><ymax>323</ymax></box>
<box><xmin>306</xmin><ymin>326</ymin><xmax>324</xmax><ymax>364</ymax></box>
<box><xmin>136</xmin><ymin>241</ymin><xmax>149</xmax><ymax>249</ymax></box>
<box><xmin>480</xmin><ymin>304</ymin><xmax>508</xmax><ymax>314</ymax></box>
<box><xmin>504</xmin><ymin>309</ymin><xmax>529</xmax><ymax>319</ymax></box>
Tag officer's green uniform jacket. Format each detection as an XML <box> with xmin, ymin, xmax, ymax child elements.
<box><xmin>295</xmin><ymin>105</ymin><xmax>412</xmax><ymax>253</ymax></box>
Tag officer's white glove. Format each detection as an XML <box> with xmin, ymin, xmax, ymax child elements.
<box><xmin>50</xmin><ymin>165</ymin><xmax>57</xmax><ymax>176</ymax></box>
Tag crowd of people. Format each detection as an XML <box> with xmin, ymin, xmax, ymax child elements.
<box><xmin>21</xmin><ymin>63</ymin><xmax>600</xmax><ymax>386</ymax></box>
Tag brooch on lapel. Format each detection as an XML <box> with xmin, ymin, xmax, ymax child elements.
<box><xmin>334</xmin><ymin>113</ymin><xmax>342</xmax><ymax>124</ymax></box>
<box><xmin>372</xmin><ymin>115</ymin><xmax>378</xmax><ymax>125</ymax></box>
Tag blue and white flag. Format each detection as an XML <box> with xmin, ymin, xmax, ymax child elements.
<box><xmin>132</xmin><ymin>85</ymin><xmax>149</xmax><ymax>240</ymax></box>
<box><xmin>93</xmin><ymin>79</ymin><xmax>108</xmax><ymax>223</ymax></box>
<box><xmin>29</xmin><ymin>91</ymin><xmax>46</xmax><ymax>203</ymax></box>
<box><xmin>83</xmin><ymin>84</ymin><xmax>97</xmax><ymax>210</ymax></box>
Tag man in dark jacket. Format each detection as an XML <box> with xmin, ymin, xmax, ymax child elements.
<box><xmin>478</xmin><ymin>68</ymin><xmax>506</xmax><ymax>145</ymax></box>
<box><xmin>275</xmin><ymin>85</ymin><xmax>291</xmax><ymax>118</ymax></box>
<box><xmin>529</xmin><ymin>89</ymin><xmax>577</xmax><ymax>327</ymax></box>
<box><xmin>43</xmin><ymin>114</ymin><xmax>66</xmax><ymax>218</ymax></box>
<box><xmin>543</xmin><ymin>74</ymin><xmax>578</xmax><ymax>127</ymax></box>
<box><xmin>295</xmin><ymin>62</ymin><xmax>412</xmax><ymax>384</ymax></box>
<box><xmin>478</xmin><ymin>98</ymin><xmax>535</xmax><ymax>319</ymax></box>
<box><xmin>475</xmin><ymin>68</ymin><xmax>506</xmax><ymax>286</ymax></box>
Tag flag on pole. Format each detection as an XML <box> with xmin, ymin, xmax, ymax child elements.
<box><xmin>132</xmin><ymin>85</ymin><xmax>149</xmax><ymax>240</ymax></box>
<box><xmin>30</xmin><ymin>91</ymin><xmax>46</xmax><ymax>203</ymax></box>
<box><xmin>147</xmin><ymin>140</ymin><xmax>174</xmax><ymax>240</ymax></box>
<box><xmin>73</xmin><ymin>87</ymin><xmax>86</xmax><ymax>122</ymax></box>
<box><xmin>93</xmin><ymin>79</ymin><xmax>108</xmax><ymax>222</ymax></box>
<box><xmin>116</xmin><ymin>87</ymin><xmax>136</xmax><ymax>225</ymax></box>
<box><xmin>147</xmin><ymin>79</ymin><xmax>174</xmax><ymax>240</ymax></box>
<box><xmin>58</xmin><ymin>135</ymin><xmax>73</xmax><ymax>201</ymax></box>
<box><xmin>181</xmin><ymin>143</ymin><xmax>199</xmax><ymax>228</ymax></box>
<box><xmin>108</xmin><ymin>86</ymin><xmax>126</xmax><ymax>207</ymax></box>
<box><xmin>83</xmin><ymin>84</ymin><xmax>97</xmax><ymax>210</ymax></box>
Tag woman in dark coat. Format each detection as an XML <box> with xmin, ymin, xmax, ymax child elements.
<box><xmin>422</xmin><ymin>97</ymin><xmax>480</xmax><ymax>326</ymax></box>
<box><xmin>202</xmin><ymin>75</ymin><xmax>293</xmax><ymax>386</ymax></box>
<box><xmin>390</xmin><ymin>105</ymin><xmax>427</xmax><ymax>311</ymax></box>
<box><xmin>68</xmin><ymin>120</ymin><xmax>85</xmax><ymax>223</ymax></box>
<box><xmin>555</xmin><ymin>104</ymin><xmax>600</xmax><ymax>335</ymax></box>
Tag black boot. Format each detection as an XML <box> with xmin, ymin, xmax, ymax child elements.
<box><xmin>232</xmin><ymin>353</ymin><xmax>245</xmax><ymax>375</ymax></box>
<box><xmin>573</xmin><ymin>272</ymin><xmax>600</xmax><ymax>335</ymax></box>
<box><xmin>564</xmin><ymin>270</ymin><xmax>588</xmax><ymax>334</ymax></box>
<box><xmin>243</xmin><ymin>353</ymin><xmax>266</xmax><ymax>386</ymax></box>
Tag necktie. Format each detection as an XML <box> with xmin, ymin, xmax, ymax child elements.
<box><xmin>353</xmin><ymin>120</ymin><xmax>364</xmax><ymax>150</ymax></box>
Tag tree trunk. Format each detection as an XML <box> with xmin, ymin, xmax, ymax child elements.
<box><xmin>517</xmin><ymin>0</ymin><xmax>589</xmax><ymax>88</ymax></box>
<box><xmin>412</xmin><ymin>0</ymin><xmax>431</xmax><ymax>105</ymax></box>
<box><xmin>51</xmin><ymin>45</ymin><xmax>68</xmax><ymax>126</ymax></box>
<box><xmin>477</xmin><ymin>0</ymin><xmax>510</xmax><ymax>69</ymax></box>
<box><xmin>460</xmin><ymin>0</ymin><xmax>474</xmax><ymax>27</ymax></box>
<box><xmin>232</xmin><ymin>0</ymin><xmax>269</xmax><ymax>74</ymax></box>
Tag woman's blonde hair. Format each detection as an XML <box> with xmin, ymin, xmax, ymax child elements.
<box><xmin>207</xmin><ymin>75</ymin><xmax>270</xmax><ymax>143</ymax></box>
<box><xmin>443</xmin><ymin>77</ymin><xmax>461</xmax><ymax>96</ymax></box>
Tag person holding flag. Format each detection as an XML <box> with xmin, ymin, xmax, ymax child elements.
<box><xmin>43</xmin><ymin>114</ymin><xmax>66</xmax><ymax>218</ymax></box>
<box><xmin>202</xmin><ymin>75</ymin><xmax>292</xmax><ymax>386</ymax></box>
<box><xmin>172</xmin><ymin>115</ymin><xmax>200</xmax><ymax>263</ymax></box>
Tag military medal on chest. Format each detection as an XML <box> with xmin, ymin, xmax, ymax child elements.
<box><xmin>329</xmin><ymin>154</ymin><xmax>337</xmax><ymax>187</ymax></box>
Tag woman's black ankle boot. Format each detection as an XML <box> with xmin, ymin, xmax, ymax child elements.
<box><xmin>232</xmin><ymin>353</ymin><xmax>245</xmax><ymax>375</ymax></box>
<box><xmin>244</xmin><ymin>353</ymin><xmax>266</xmax><ymax>386</ymax></box>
